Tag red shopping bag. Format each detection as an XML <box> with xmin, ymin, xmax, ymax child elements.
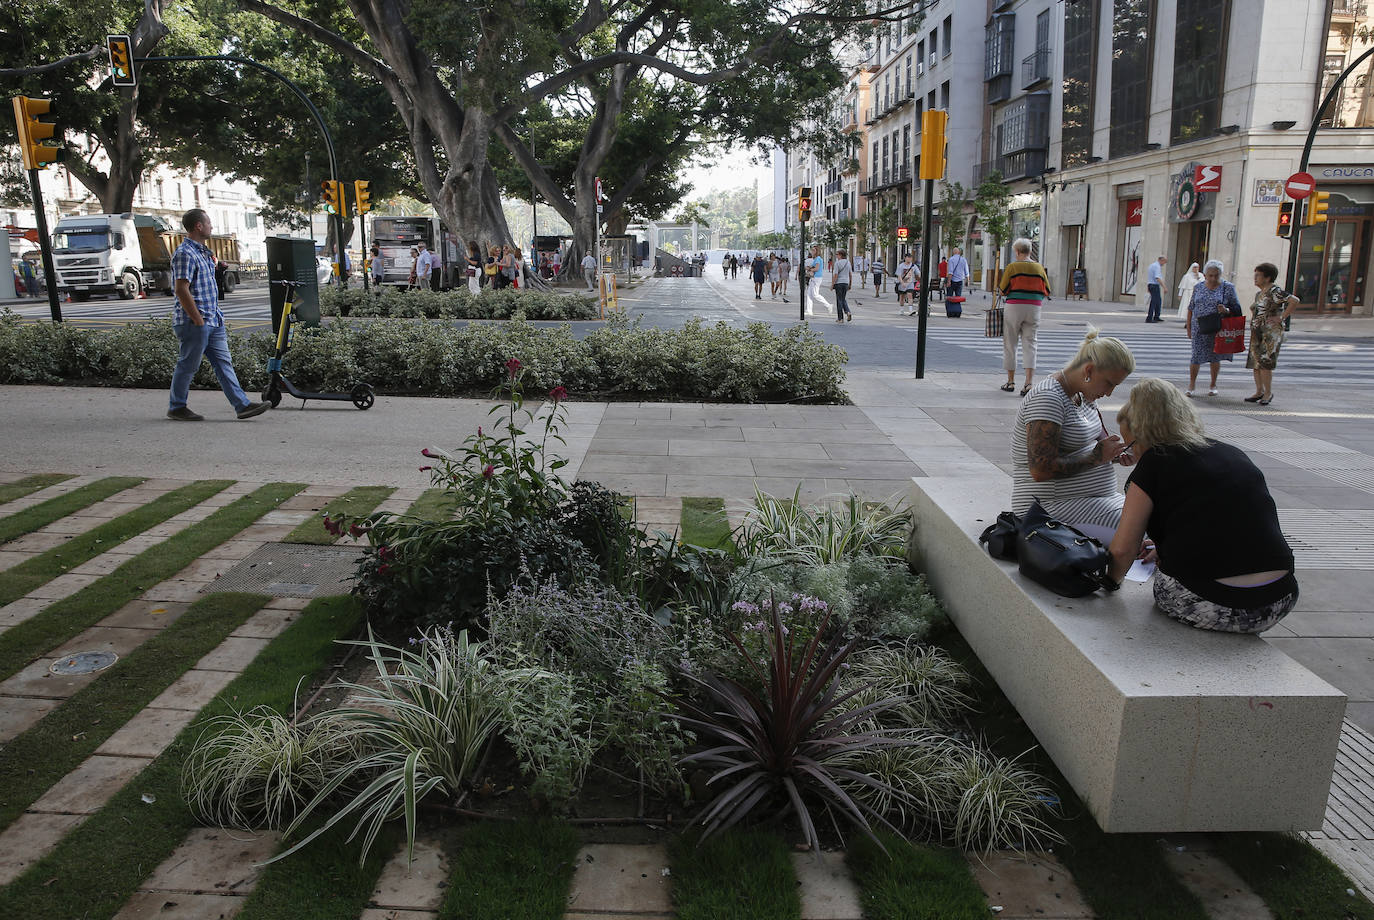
<box><xmin>1213</xmin><ymin>314</ymin><xmax>1246</xmax><ymax>354</ymax></box>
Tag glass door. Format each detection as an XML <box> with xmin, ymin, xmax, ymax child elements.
<box><xmin>1322</xmin><ymin>220</ymin><xmax>1365</xmax><ymax>312</ymax></box>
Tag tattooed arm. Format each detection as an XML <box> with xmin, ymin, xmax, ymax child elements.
<box><xmin>1026</xmin><ymin>420</ymin><xmax>1116</xmax><ymax>482</ymax></box>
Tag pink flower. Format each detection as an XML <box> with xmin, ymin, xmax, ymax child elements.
<box><xmin>482</xmin><ymin>465</ymin><xmax>495</xmax><ymax>479</ymax></box>
<box><xmin>477</xmin><ymin>426</ymin><xmax>482</xmax><ymax>437</ymax></box>
<box><xmin>505</xmin><ymin>357</ymin><xmax>522</xmax><ymax>378</ymax></box>
<box><xmin>322</xmin><ymin>515</ymin><xmax>341</xmax><ymax>536</ymax></box>
<box><xmin>377</xmin><ymin>564</ymin><xmax>391</xmax><ymax>576</ymax></box>
<box><xmin>421</xmin><ymin>447</ymin><xmax>437</xmax><ymax>458</ymax></box>
<box><xmin>378</xmin><ymin>545</ymin><xmax>392</xmax><ymax>561</ymax></box>
<box><xmin>419</xmin><ymin>465</ymin><xmax>432</xmax><ymax>472</ymax></box>
<box><xmin>349</xmin><ymin>523</ymin><xmax>367</xmax><ymax>539</ymax></box>
<box><xmin>548</xmin><ymin>385</ymin><xmax>568</xmax><ymax>402</ymax></box>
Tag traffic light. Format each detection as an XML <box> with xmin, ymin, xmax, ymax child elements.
<box><xmin>1276</xmin><ymin>201</ymin><xmax>1294</xmax><ymax>239</ymax></box>
<box><xmin>919</xmin><ymin>109</ymin><xmax>949</xmax><ymax>181</ymax></box>
<box><xmin>896</xmin><ymin>226</ymin><xmax>910</xmax><ymax>241</ymax></box>
<box><xmin>320</xmin><ymin>179</ymin><xmax>344</xmax><ymax>214</ymax></box>
<box><xmin>1306</xmin><ymin>190</ymin><xmax>1330</xmax><ymax>226</ymax></box>
<box><xmin>11</xmin><ymin>96</ymin><xmax>58</xmax><ymax>171</ymax></box>
<box><xmin>106</xmin><ymin>34</ymin><xmax>136</xmax><ymax>87</ymax></box>
<box><xmin>798</xmin><ymin>185</ymin><xmax>812</xmax><ymax>222</ymax></box>
<box><xmin>353</xmin><ymin>180</ymin><xmax>372</xmax><ymax>216</ymax></box>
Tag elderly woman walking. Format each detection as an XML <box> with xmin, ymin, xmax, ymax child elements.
<box><xmin>1185</xmin><ymin>259</ymin><xmax>1243</xmax><ymax>397</ymax></box>
<box><xmin>1246</xmin><ymin>262</ymin><xmax>1300</xmax><ymax>405</ymax></box>
<box><xmin>999</xmin><ymin>238</ymin><xmax>1051</xmax><ymax>396</ymax></box>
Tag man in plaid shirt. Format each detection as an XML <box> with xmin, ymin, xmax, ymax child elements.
<box><xmin>167</xmin><ymin>209</ymin><xmax>269</xmax><ymax>421</ymax></box>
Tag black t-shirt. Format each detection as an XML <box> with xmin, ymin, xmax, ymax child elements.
<box><xmin>751</xmin><ymin>258</ymin><xmax>766</xmax><ymax>281</ymax></box>
<box><xmin>1127</xmin><ymin>440</ymin><xmax>1295</xmax><ymax>606</ymax></box>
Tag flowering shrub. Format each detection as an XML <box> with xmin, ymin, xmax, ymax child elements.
<box><xmin>0</xmin><ymin>310</ymin><xmax>847</xmax><ymax>403</ymax></box>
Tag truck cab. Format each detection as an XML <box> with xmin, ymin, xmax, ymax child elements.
<box><xmin>51</xmin><ymin>213</ymin><xmax>143</xmax><ymax>301</ymax></box>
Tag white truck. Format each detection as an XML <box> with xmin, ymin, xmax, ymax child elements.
<box><xmin>51</xmin><ymin>213</ymin><xmax>240</xmax><ymax>301</ymax></box>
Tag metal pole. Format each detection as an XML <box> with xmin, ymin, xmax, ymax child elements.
<box><xmin>799</xmin><ymin>220</ymin><xmax>807</xmax><ymax>322</ymax></box>
<box><xmin>358</xmin><ymin>208</ymin><xmax>370</xmax><ymax>292</ymax></box>
<box><xmin>29</xmin><ymin>168</ymin><xmax>61</xmax><ymax>322</ymax></box>
<box><xmin>1284</xmin><ymin>44</ymin><xmax>1374</xmax><ymax>307</ymax></box>
<box><xmin>915</xmin><ymin>177</ymin><xmax>934</xmax><ymax>378</ymax></box>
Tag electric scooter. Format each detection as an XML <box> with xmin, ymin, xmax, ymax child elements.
<box><xmin>263</xmin><ymin>280</ymin><xmax>375</xmax><ymax>410</ymax></box>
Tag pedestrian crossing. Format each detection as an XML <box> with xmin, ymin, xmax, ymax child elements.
<box><xmin>909</xmin><ymin>323</ymin><xmax>1374</xmax><ymax>385</ymax></box>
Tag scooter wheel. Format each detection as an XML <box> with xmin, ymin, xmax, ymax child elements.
<box><xmin>350</xmin><ymin>384</ymin><xmax>375</xmax><ymax>410</ymax></box>
<box><xmin>262</xmin><ymin>386</ymin><xmax>282</xmax><ymax>408</ymax></box>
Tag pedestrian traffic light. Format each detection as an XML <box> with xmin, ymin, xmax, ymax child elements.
<box><xmin>1276</xmin><ymin>201</ymin><xmax>1294</xmax><ymax>239</ymax></box>
<box><xmin>1306</xmin><ymin>190</ymin><xmax>1330</xmax><ymax>226</ymax></box>
<box><xmin>798</xmin><ymin>186</ymin><xmax>812</xmax><ymax>222</ymax></box>
<box><xmin>353</xmin><ymin>180</ymin><xmax>371</xmax><ymax>216</ymax></box>
<box><xmin>106</xmin><ymin>35</ymin><xmax>136</xmax><ymax>87</ymax></box>
<box><xmin>12</xmin><ymin>96</ymin><xmax>59</xmax><ymax>171</ymax></box>
<box><xmin>896</xmin><ymin>227</ymin><xmax>909</xmax><ymax>240</ymax></box>
<box><xmin>320</xmin><ymin>179</ymin><xmax>344</xmax><ymax>214</ymax></box>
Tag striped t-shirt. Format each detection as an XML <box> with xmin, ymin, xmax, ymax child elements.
<box><xmin>1010</xmin><ymin>376</ymin><xmax>1124</xmax><ymax>530</ymax></box>
<box><xmin>999</xmin><ymin>259</ymin><xmax>1050</xmax><ymax>305</ymax></box>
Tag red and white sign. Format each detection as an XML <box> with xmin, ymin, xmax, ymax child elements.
<box><xmin>1285</xmin><ymin>171</ymin><xmax>1316</xmax><ymax>199</ymax></box>
<box><xmin>896</xmin><ymin>226</ymin><xmax>909</xmax><ymax>240</ymax></box>
<box><xmin>1124</xmin><ymin>198</ymin><xmax>1143</xmax><ymax>226</ymax></box>
<box><xmin>595</xmin><ymin>177</ymin><xmax>605</xmax><ymax>202</ymax></box>
<box><xmin>1194</xmin><ymin>164</ymin><xmax>1223</xmax><ymax>192</ymax></box>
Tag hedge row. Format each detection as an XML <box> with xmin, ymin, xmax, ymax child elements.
<box><xmin>0</xmin><ymin>312</ymin><xmax>848</xmax><ymax>403</ymax></box>
<box><xmin>319</xmin><ymin>286</ymin><xmax>598</xmax><ymax>321</ymax></box>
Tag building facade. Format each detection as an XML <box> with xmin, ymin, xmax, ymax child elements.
<box><xmin>1037</xmin><ymin>0</ymin><xmax>1374</xmax><ymax>316</ymax></box>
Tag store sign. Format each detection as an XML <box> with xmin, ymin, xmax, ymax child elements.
<box><xmin>1194</xmin><ymin>164</ymin><xmax>1223</xmax><ymax>192</ymax></box>
<box><xmin>1124</xmin><ymin>198</ymin><xmax>1144</xmax><ymax>226</ymax></box>
<box><xmin>1059</xmin><ymin>183</ymin><xmax>1089</xmax><ymax>226</ymax></box>
<box><xmin>1253</xmin><ymin>179</ymin><xmax>1284</xmax><ymax>206</ymax></box>
<box><xmin>1168</xmin><ymin>162</ymin><xmax>1218</xmax><ymax>223</ymax></box>
<box><xmin>1313</xmin><ymin>165</ymin><xmax>1374</xmax><ymax>181</ymax></box>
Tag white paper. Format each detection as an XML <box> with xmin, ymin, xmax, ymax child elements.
<box><xmin>1125</xmin><ymin>559</ymin><xmax>1156</xmax><ymax>582</ymax></box>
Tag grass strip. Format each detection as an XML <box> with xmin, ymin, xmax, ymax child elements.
<box><xmin>405</xmin><ymin>487</ymin><xmax>458</xmax><ymax>521</ymax></box>
<box><xmin>0</xmin><ymin>473</ymin><xmax>75</xmax><ymax>507</ymax></box>
<box><xmin>0</xmin><ymin>594</ymin><xmax>364</xmax><ymax>919</ymax></box>
<box><xmin>846</xmin><ymin>832</ymin><xmax>989</xmax><ymax>919</ymax></box>
<box><xmin>284</xmin><ymin>486</ymin><xmax>396</xmax><ymax>544</ymax></box>
<box><xmin>438</xmin><ymin>819</ymin><xmax>578</xmax><ymax>920</ymax></box>
<box><xmin>0</xmin><ymin>479</ymin><xmax>232</xmax><ymax>607</ymax></box>
<box><xmin>670</xmin><ymin>830</ymin><xmax>800</xmax><ymax>920</ymax></box>
<box><xmin>0</xmin><ymin>475</ymin><xmax>144</xmax><ymax>545</ymax></box>
<box><xmin>936</xmin><ymin>629</ymin><xmax>1209</xmax><ymax>920</ymax></box>
<box><xmin>1213</xmin><ymin>832</ymin><xmax>1374</xmax><ymax>919</ymax></box>
<box><xmin>0</xmin><ymin>592</ymin><xmax>267</xmax><ymax>833</ymax></box>
<box><xmin>236</xmin><ymin>821</ymin><xmax>401</xmax><ymax>920</ymax></box>
<box><xmin>680</xmin><ymin>496</ymin><xmax>733</xmax><ymax>550</ymax></box>
<box><xmin>0</xmin><ymin>481</ymin><xmax>306</xmax><ymax>684</ymax></box>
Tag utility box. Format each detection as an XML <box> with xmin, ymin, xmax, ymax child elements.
<box><xmin>267</xmin><ymin>236</ymin><xmax>320</xmax><ymax>330</ymax></box>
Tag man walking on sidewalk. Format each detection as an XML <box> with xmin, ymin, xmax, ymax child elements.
<box><xmin>582</xmin><ymin>250</ymin><xmax>598</xmax><ymax>291</ymax></box>
<box><xmin>946</xmin><ymin>247</ymin><xmax>969</xmax><ymax>298</ymax></box>
<box><xmin>1146</xmin><ymin>255</ymin><xmax>1167</xmax><ymax>322</ymax></box>
<box><xmin>167</xmin><ymin>209</ymin><xmax>269</xmax><ymax>421</ymax></box>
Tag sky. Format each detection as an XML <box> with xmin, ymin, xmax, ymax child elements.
<box><xmin>681</xmin><ymin>144</ymin><xmax>773</xmax><ymax>198</ymax></box>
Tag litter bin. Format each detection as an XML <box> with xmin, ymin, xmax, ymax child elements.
<box><xmin>267</xmin><ymin>236</ymin><xmax>320</xmax><ymax>330</ymax></box>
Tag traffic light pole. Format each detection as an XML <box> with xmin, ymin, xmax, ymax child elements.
<box><xmin>358</xmin><ymin>212</ymin><xmax>370</xmax><ymax>292</ymax></box>
<box><xmin>27</xmin><ymin>168</ymin><xmax>61</xmax><ymax>322</ymax></box>
<box><xmin>915</xmin><ymin>177</ymin><xmax>934</xmax><ymax>378</ymax></box>
<box><xmin>799</xmin><ymin>220</ymin><xmax>807</xmax><ymax>323</ymax></box>
<box><xmin>1284</xmin><ymin>45</ymin><xmax>1374</xmax><ymax>305</ymax></box>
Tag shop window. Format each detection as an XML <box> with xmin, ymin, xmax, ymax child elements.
<box><xmin>1171</xmin><ymin>0</ymin><xmax>1229</xmax><ymax>143</ymax></box>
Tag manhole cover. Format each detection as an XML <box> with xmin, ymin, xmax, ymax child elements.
<box><xmin>50</xmin><ymin>651</ymin><xmax>118</xmax><ymax>675</ymax></box>
<box><xmin>212</xmin><ymin>543</ymin><xmax>366</xmax><ymax>597</ymax></box>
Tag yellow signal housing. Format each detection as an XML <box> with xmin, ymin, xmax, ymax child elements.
<box><xmin>1306</xmin><ymin>190</ymin><xmax>1330</xmax><ymax>226</ymax></box>
<box><xmin>12</xmin><ymin>96</ymin><xmax>58</xmax><ymax>170</ymax></box>
<box><xmin>919</xmin><ymin>109</ymin><xmax>948</xmax><ymax>181</ymax></box>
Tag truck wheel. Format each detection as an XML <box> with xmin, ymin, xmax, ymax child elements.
<box><xmin>118</xmin><ymin>272</ymin><xmax>140</xmax><ymax>300</ymax></box>
<box><xmin>220</xmin><ymin>273</ymin><xmax>237</xmax><ymax>295</ymax></box>
<box><xmin>71</xmin><ymin>291</ymin><xmax>91</xmax><ymax>302</ymax></box>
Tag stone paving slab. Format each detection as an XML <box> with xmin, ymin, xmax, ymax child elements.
<box><xmin>135</xmin><ymin>827</ymin><xmax>280</xmax><ymax>894</ymax></box>
<box><xmin>23</xmin><ymin>571</ymin><xmax>104</xmax><ymax>599</ymax></box>
<box><xmin>359</xmin><ymin>910</ymin><xmax>440</xmax><ymax>920</ymax></box>
<box><xmin>0</xmin><ymin>695</ymin><xmax>59</xmax><ymax>743</ymax></box>
<box><xmin>565</xmin><ymin>843</ymin><xmax>672</xmax><ymax>916</ymax></box>
<box><xmin>115</xmin><ymin>890</ymin><xmax>254</xmax><ymax>919</ymax></box>
<box><xmin>1</xmin><ymin>656</ymin><xmax>103</xmax><ymax>699</ymax></box>
<box><xmin>99</xmin><ymin>600</ymin><xmax>191</xmax><ymax>630</ymax></box>
<box><xmin>966</xmin><ymin>851</ymin><xmax>1095</xmax><ymax>920</ymax></box>
<box><xmin>147</xmin><ymin>669</ymin><xmax>239</xmax><ymax>711</ymax></box>
<box><xmin>1160</xmin><ymin>843</ymin><xmax>1274</xmax><ymax>920</ymax></box>
<box><xmin>29</xmin><ymin>754</ymin><xmax>152</xmax><ymax>814</ymax></box>
<box><xmin>370</xmin><ymin>837</ymin><xmax>449</xmax><ymax>911</ymax></box>
<box><xmin>0</xmin><ymin>812</ymin><xmax>85</xmax><ymax>884</ymax></box>
<box><xmin>95</xmin><ymin>707</ymin><xmax>199</xmax><ymax>758</ymax></box>
<box><xmin>792</xmin><ymin>850</ymin><xmax>864</xmax><ymax>920</ymax></box>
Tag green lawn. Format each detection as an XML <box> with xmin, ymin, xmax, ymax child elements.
<box><xmin>670</xmin><ymin>831</ymin><xmax>800</xmax><ymax>920</ymax></box>
<box><xmin>0</xmin><ymin>473</ymin><xmax>75</xmax><ymax>507</ymax></box>
<box><xmin>846</xmin><ymin>832</ymin><xmax>989</xmax><ymax>920</ymax></box>
<box><xmin>0</xmin><ymin>475</ymin><xmax>143</xmax><ymax>545</ymax></box>
<box><xmin>438</xmin><ymin>820</ymin><xmax>579</xmax><ymax>920</ymax></box>
<box><xmin>679</xmin><ymin>496</ymin><xmax>733</xmax><ymax>551</ymax></box>
<box><xmin>1214</xmin><ymin>832</ymin><xmax>1374</xmax><ymax>920</ymax></box>
<box><xmin>284</xmin><ymin>485</ymin><xmax>396</xmax><ymax>544</ymax></box>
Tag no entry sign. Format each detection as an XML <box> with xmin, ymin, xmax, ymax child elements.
<box><xmin>1285</xmin><ymin>172</ymin><xmax>1316</xmax><ymax>199</ymax></box>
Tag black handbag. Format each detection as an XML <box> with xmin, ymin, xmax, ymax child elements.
<box><xmin>1016</xmin><ymin>501</ymin><xmax>1116</xmax><ymax>597</ymax></box>
<box><xmin>979</xmin><ymin>511</ymin><xmax>1021</xmax><ymax>560</ymax></box>
<box><xmin>1197</xmin><ymin>312</ymin><xmax>1222</xmax><ymax>335</ymax></box>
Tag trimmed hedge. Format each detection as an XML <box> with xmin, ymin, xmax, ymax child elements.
<box><xmin>320</xmin><ymin>285</ymin><xmax>598</xmax><ymax>320</ymax></box>
<box><xmin>0</xmin><ymin>311</ymin><xmax>848</xmax><ymax>403</ymax></box>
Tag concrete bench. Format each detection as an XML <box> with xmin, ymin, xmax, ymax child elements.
<box><xmin>907</xmin><ymin>475</ymin><xmax>1346</xmax><ymax>834</ymax></box>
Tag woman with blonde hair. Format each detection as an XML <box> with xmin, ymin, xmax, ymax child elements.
<box><xmin>1011</xmin><ymin>328</ymin><xmax>1136</xmax><ymax>543</ymax></box>
<box><xmin>1106</xmin><ymin>378</ymin><xmax>1297</xmax><ymax>633</ymax></box>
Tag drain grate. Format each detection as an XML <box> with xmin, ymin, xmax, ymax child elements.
<box><xmin>50</xmin><ymin>651</ymin><xmax>118</xmax><ymax>675</ymax></box>
<box><xmin>213</xmin><ymin>543</ymin><xmax>365</xmax><ymax>597</ymax></box>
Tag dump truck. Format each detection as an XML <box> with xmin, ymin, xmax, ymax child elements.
<box><xmin>50</xmin><ymin>212</ymin><xmax>241</xmax><ymax>300</ymax></box>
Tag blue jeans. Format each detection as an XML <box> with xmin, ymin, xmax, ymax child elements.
<box><xmin>1147</xmin><ymin>282</ymin><xmax>1162</xmax><ymax>321</ymax></box>
<box><xmin>949</xmin><ymin>279</ymin><xmax>964</xmax><ymax>298</ymax></box>
<box><xmin>834</xmin><ymin>283</ymin><xmax>850</xmax><ymax>316</ymax></box>
<box><xmin>170</xmin><ymin>322</ymin><xmax>250</xmax><ymax>412</ymax></box>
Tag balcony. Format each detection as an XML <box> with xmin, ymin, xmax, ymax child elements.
<box><xmin>1332</xmin><ymin>0</ymin><xmax>1367</xmax><ymax>18</ymax></box>
<box><xmin>840</xmin><ymin>156</ymin><xmax>860</xmax><ymax>176</ymax></box>
<box><xmin>865</xmin><ymin>106</ymin><xmax>881</xmax><ymax>126</ymax></box>
<box><xmin>1022</xmin><ymin>48</ymin><xmax>1051</xmax><ymax>89</ymax></box>
<box><xmin>985</xmin><ymin>13</ymin><xmax>1015</xmax><ymax>104</ymax></box>
<box><xmin>824</xmin><ymin>178</ymin><xmax>843</xmax><ymax>196</ymax></box>
<box><xmin>861</xmin><ymin>163</ymin><xmax>913</xmax><ymax>194</ymax></box>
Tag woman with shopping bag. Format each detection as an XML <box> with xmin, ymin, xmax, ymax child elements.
<box><xmin>1184</xmin><ymin>259</ymin><xmax>1243</xmax><ymax>397</ymax></box>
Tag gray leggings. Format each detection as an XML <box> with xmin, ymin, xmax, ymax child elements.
<box><xmin>1153</xmin><ymin>573</ymin><xmax>1298</xmax><ymax>634</ymax></box>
